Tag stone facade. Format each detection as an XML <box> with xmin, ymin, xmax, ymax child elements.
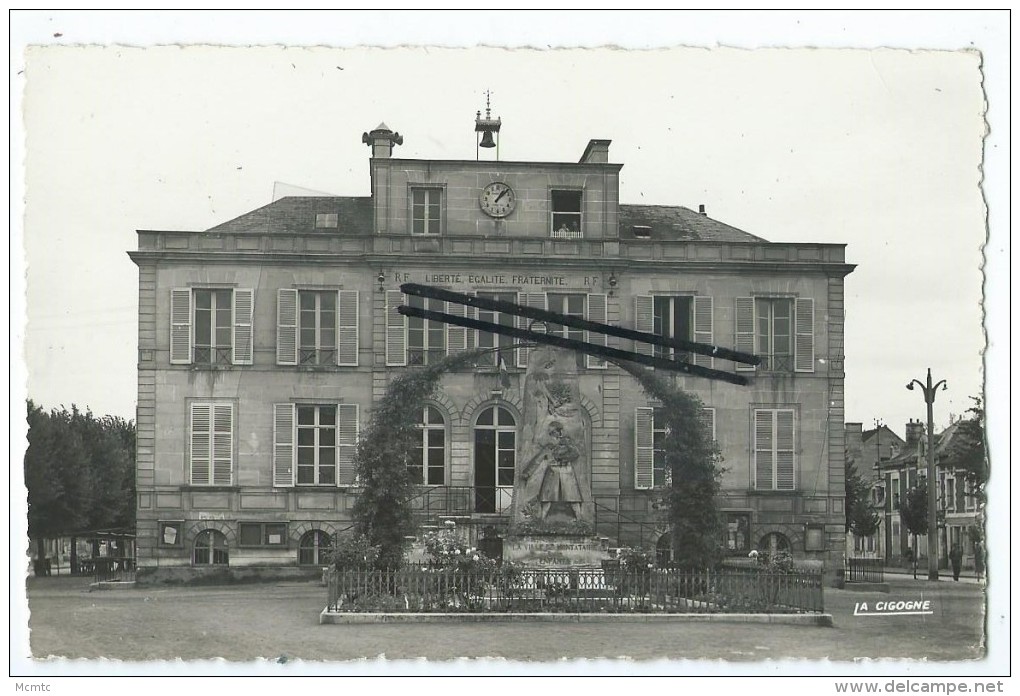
<box><xmin>130</xmin><ymin>126</ymin><xmax>854</xmax><ymax>582</ymax></box>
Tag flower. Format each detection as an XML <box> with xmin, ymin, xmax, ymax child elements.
<box><xmin>454</xmin><ymin>549</ymin><xmax>461</xmax><ymax>555</ymax></box>
<box><xmin>473</xmin><ymin>555</ymin><xmax>479</xmax><ymax>561</ymax></box>
<box><xmin>647</xmin><ymin>563</ymin><xmax>654</xmax><ymax>569</ymax></box>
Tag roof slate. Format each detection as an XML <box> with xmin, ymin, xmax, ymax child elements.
<box><xmin>205</xmin><ymin>196</ymin><xmax>373</xmax><ymax>236</ymax></box>
<box><xmin>619</xmin><ymin>204</ymin><xmax>768</xmax><ymax>243</ymax></box>
<box><xmin>203</xmin><ymin>197</ymin><xmax>769</xmax><ymax>243</ymax></box>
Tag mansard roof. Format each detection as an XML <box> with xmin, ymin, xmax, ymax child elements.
<box><xmin>619</xmin><ymin>204</ymin><xmax>768</xmax><ymax>243</ymax></box>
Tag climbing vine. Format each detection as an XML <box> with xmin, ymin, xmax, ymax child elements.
<box><xmin>614</xmin><ymin>361</ymin><xmax>725</xmax><ymax>569</ymax></box>
<box><xmin>351</xmin><ymin>349</ymin><xmax>488</xmax><ymax>568</ymax></box>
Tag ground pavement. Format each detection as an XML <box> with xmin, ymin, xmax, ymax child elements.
<box><xmin>18</xmin><ymin>574</ymin><xmax>989</xmax><ymax>669</ymax></box>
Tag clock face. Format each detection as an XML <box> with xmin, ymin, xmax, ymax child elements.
<box><xmin>480</xmin><ymin>182</ymin><xmax>516</xmax><ymax>218</ymax></box>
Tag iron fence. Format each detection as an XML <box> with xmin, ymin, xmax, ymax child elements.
<box><xmin>93</xmin><ymin>558</ymin><xmax>136</xmax><ymax>583</ymax></box>
<box><xmin>846</xmin><ymin>557</ymin><xmax>884</xmax><ymax>583</ymax></box>
<box><xmin>325</xmin><ymin>564</ymin><xmax>824</xmax><ymax>614</ymax></box>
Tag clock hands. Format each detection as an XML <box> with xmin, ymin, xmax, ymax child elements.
<box><xmin>494</xmin><ymin>186</ymin><xmax>510</xmax><ymax>204</ymax></box>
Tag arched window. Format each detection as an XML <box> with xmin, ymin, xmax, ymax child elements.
<box><xmin>298</xmin><ymin>530</ymin><xmax>333</xmax><ymax>566</ymax></box>
<box><xmin>474</xmin><ymin>405</ymin><xmax>516</xmax><ymax>513</ymax></box>
<box><xmin>758</xmin><ymin>532</ymin><xmax>791</xmax><ymax>558</ymax></box>
<box><xmin>410</xmin><ymin>405</ymin><xmax>446</xmax><ymax>485</ymax></box>
<box><xmin>193</xmin><ymin>529</ymin><xmax>228</xmax><ymax>565</ymax></box>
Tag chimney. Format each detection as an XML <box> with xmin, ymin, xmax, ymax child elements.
<box><xmin>845</xmin><ymin>422</ymin><xmax>864</xmax><ymax>458</ymax></box>
<box><xmin>698</xmin><ymin>204</ymin><xmax>707</xmax><ymax>216</ymax></box>
<box><xmin>362</xmin><ymin>122</ymin><xmax>403</xmax><ymax>159</ymax></box>
<box><xmin>904</xmin><ymin>419</ymin><xmax>925</xmax><ymax>447</ymax></box>
<box><xmin>579</xmin><ymin>139</ymin><xmax>611</xmax><ymax>164</ymax></box>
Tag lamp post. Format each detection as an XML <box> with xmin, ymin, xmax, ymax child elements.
<box><xmin>906</xmin><ymin>368</ymin><xmax>947</xmax><ymax>581</ymax></box>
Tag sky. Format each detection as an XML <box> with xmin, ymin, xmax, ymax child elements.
<box><xmin>8</xmin><ymin>10</ymin><xmax>1011</xmax><ymax>682</ymax></box>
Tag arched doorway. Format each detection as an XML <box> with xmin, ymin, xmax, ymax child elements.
<box><xmin>656</xmin><ymin>533</ymin><xmax>673</xmax><ymax>566</ymax></box>
<box><xmin>474</xmin><ymin>405</ymin><xmax>516</xmax><ymax>513</ymax></box>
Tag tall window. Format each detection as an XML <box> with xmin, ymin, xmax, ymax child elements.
<box><xmin>476</xmin><ymin>292</ymin><xmax>516</xmax><ymax>367</ymax></box>
<box><xmin>551</xmin><ymin>190</ymin><xmax>582</xmax><ymax>237</ymax></box>
<box><xmin>407</xmin><ymin>295</ymin><xmax>446</xmax><ymax>366</ymax></box>
<box><xmin>298</xmin><ymin>530</ymin><xmax>333</xmax><ymax>566</ymax></box>
<box><xmin>547</xmin><ymin>293</ymin><xmax>586</xmax><ymax>368</ymax></box>
<box><xmin>756</xmin><ymin>298</ymin><xmax>793</xmax><ymax>372</ymax></box>
<box><xmin>474</xmin><ymin>406</ymin><xmax>516</xmax><ymax>513</ymax></box>
<box><xmin>193</xmin><ymin>530</ymin><xmax>228</xmax><ymax>565</ymax></box>
<box><xmin>297</xmin><ymin>405</ymin><xmax>336</xmax><ymax>485</ymax></box>
<box><xmin>411</xmin><ymin>405</ymin><xmax>446</xmax><ymax>485</ymax></box>
<box><xmin>194</xmin><ymin>289</ymin><xmax>233</xmax><ymax>365</ymax></box>
<box><xmin>753</xmin><ymin>408</ymin><xmax>795</xmax><ymax>491</ymax></box>
<box><xmin>653</xmin><ymin>296</ymin><xmax>693</xmax><ymax>362</ymax></box>
<box><xmin>412</xmin><ymin>188</ymin><xmax>442</xmax><ymax>236</ymax></box>
<box><xmin>299</xmin><ymin>291</ymin><xmax>336</xmax><ymax>366</ymax></box>
<box><xmin>172</xmin><ymin>288</ymin><xmax>253</xmax><ymax>366</ymax></box>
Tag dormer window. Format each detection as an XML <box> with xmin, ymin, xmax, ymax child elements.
<box><xmin>632</xmin><ymin>225</ymin><xmax>652</xmax><ymax>239</ymax></box>
<box><xmin>551</xmin><ymin>190</ymin><xmax>582</xmax><ymax>238</ymax></box>
<box><xmin>315</xmin><ymin>213</ymin><xmax>338</xmax><ymax>229</ymax></box>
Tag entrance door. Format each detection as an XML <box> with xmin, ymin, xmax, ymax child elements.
<box><xmin>474</xmin><ymin>406</ymin><xmax>516</xmax><ymax>513</ymax></box>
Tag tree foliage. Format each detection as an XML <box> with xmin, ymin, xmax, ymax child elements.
<box><xmin>899</xmin><ymin>478</ymin><xmax>929</xmax><ymax>553</ymax></box>
<box><xmin>845</xmin><ymin>457</ymin><xmax>880</xmax><ymax>537</ymax></box>
<box><xmin>941</xmin><ymin>397</ymin><xmax>987</xmax><ymax>503</ymax></box>
<box><xmin>351</xmin><ymin>350</ymin><xmax>486</xmax><ymax>569</ymax></box>
<box><xmin>615</xmin><ymin>362</ymin><xmax>724</xmax><ymax>568</ymax></box>
<box><xmin>24</xmin><ymin>401</ymin><xmax>136</xmax><ymax>554</ymax></box>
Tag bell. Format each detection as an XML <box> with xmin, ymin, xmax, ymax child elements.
<box><xmin>478</xmin><ymin>130</ymin><xmax>496</xmax><ymax>148</ymax></box>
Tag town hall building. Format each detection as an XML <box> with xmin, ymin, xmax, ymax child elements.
<box><xmin>129</xmin><ymin>117</ymin><xmax>855</xmax><ymax>582</ymax></box>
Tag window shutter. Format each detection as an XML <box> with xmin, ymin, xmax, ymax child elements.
<box><xmin>586</xmin><ymin>293</ymin><xmax>608</xmax><ymax>369</ymax></box>
<box><xmin>446</xmin><ymin>292</ymin><xmax>470</xmax><ymax>355</ymax></box>
<box><xmin>385</xmin><ymin>290</ymin><xmax>407</xmax><ymax>366</ymax></box>
<box><xmin>699</xmin><ymin>407</ymin><xmax>716</xmax><ymax>442</ymax></box>
<box><xmin>516</xmin><ymin>293</ymin><xmax>546</xmax><ymax>369</ymax></box>
<box><xmin>633</xmin><ymin>295</ymin><xmax>654</xmax><ymax>357</ymax></box>
<box><xmin>754</xmin><ymin>409</ymin><xmax>774</xmax><ymax>490</ymax></box>
<box><xmin>794</xmin><ymin>297</ymin><xmax>815</xmax><ymax>373</ymax></box>
<box><xmin>337</xmin><ymin>290</ymin><xmax>359</xmax><ymax>366</ymax></box>
<box><xmin>212</xmin><ymin>404</ymin><xmax>233</xmax><ymax>485</ymax></box>
<box><xmin>634</xmin><ymin>407</ymin><xmax>655</xmax><ymax>490</ymax></box>
<box><xmin>273</xmin><ymin>403</ymin><xmax>295</xmax><ymax>487</ymax></box>
<box><xmin>276</xmin><ymin>289</ymin><xmax>298</xmax><ymax>366</ymax></box>
<box><xmin>776</xmin><ymin>409</ymin><xmax>795</xmax><ymax>491</ymax></box>
<box><xmin>170</xmin><ymin>288</ymin><xmax>192</xmax><ymax>364</ymax></box>
<box><xmin>337</xmin><ymin>403</ymin><xmax>359</xmax><ymax>485</ymax></box>
<box><xmin>232</xmin><ymin>288</ymin><xmax>254</xmax><ymax>365</ymax></box>
<box><xmin>735</xmin><ymin>297</ymin><xmax>756</xmax><ymax>372</ymax></box>
<box><xmin>190</xmin><ymin>403</ymin><xmax>211</xmax><ymax>485</ymax></box>
<box><xmin>692</xmin><ymin>296</ymin><xmax>714</xmax><ymax>368</ymax></box>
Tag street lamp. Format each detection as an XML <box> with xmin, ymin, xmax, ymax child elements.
<box><xmin>906</xmin><ymin>368</ymin><xmax>947</xmax><ymax>581</ymax></box>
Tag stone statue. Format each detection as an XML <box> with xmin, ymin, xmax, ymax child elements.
<box><xmin>513</xmin><ymin>346</ymin><xmax>591</xmax><ymax>525</ymax></box>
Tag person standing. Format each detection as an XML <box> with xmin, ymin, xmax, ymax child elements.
<box><xmin>949</xmin><ymin>543</ymin><xmax>964</xmax><ymax>582</ymax></box>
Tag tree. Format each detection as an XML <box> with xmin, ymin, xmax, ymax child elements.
<box><xmin>899</xmin><ymin>479</ymin><xmax>928</xmax><ymax>561</ymax></box>
<box><xmin>941</xmin><ymin>397</ymin><xmax>987</xmax><ymax>506</ymax></box>
<box><xmin>616</xmin><ymin>362</ymin><xmax>724</xmax><ymax>568</ymax></box>
<box><xmin>845</xmin><ymin>457</ymin><xmax>880</xmax><ymax>537</ymax></box>
<box><xmin>24</xmin><ymin>401</ymin><xmax>136</xmax><ymax>560</ymax></box>
<box><xmin>351</xmin><ymin>350</ymin><xmax>485</xmax><ymax>569</ymax></box>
